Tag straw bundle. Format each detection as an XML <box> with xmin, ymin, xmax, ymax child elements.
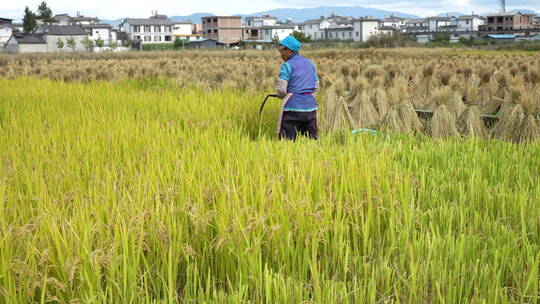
<box><xmin>492</xmin><ymin>104</ymin><xmax>525</xmax><ymax>142</ymax></box>
<box><xmin>350</xmin><ymin>91</ymin><xmax>379</xmax><ymax>128</ymax></box>
<box><xmin>398</xmin><ymin>99</ymin><xmax>422</xmax><ymax>134</ymax></box>
<box><xmin>458</xmin><ymin>106</ymin><xmax>485</xmax><ymax>138</ymax></box>
<box><xmin>429</xmin><ymin>105</ymin><xmax>459</xmax><ymax>138</ymax></box>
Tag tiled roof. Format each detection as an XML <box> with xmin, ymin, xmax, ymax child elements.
<box><xmin>11</xmin><ymin>34</ymin><xmax>46</xmax><ymax>44</ymax></box>
<box><xmin>82</xmin><ymin>24</ymin><xmax>112</xmax><ymax>29</ymax></box>
<box><xmin>37</xmin><ymin>25</ymin><xmax>87</xmax><ymax>35</ymax></box>
<box><xmin>122</xmin><ymin>18</ymin><xmax>175</xmax><ymax>25</ymax></box>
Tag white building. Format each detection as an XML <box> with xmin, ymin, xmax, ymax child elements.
<box><xmin>119</xmin><ymin>15</ymin><xmax>174</xmax><ymax>44</ymax></box>
<box><xmin>298</xmin><ymin>19</ymin><xmax>330</xmax><ymax>40</ymax></box>
<box><xmin>428</xmin><ymin>17</ymin><xmax>451</xmax><ymax>32</ymax></box>
<box><xmin>457</xmin><ymin>15</ymin><xmax>484</xmax><ymax>31</ymax></box>
<box><xmin>172</xmin><ymin>21</ymin><xmax>202</xmax><ymax>41</ymax></box>
<box><xmin>326</xmin><ymin>26</ymin><xmax>353</xmax><ymax>40</ymax></box>
<box><xmin>406</xmin><ymin>19</ymin><xmax>429</xmax><ymax>33</ymax></box>
<box><xmin>245</xmin><ymin>15</ymin><xmax>277</xmax><ymax>27</ymax></box>
<box><xmin>380</xmin><ymin>16</ymin><xmax>408</xmax><ymax>31</ymax></box>
<box><xmin>260</xmin><ymin>25</ymin><xmax>295</xmax><ymax>41</ymax></box>
<box><xmin>82</xmin><ymin>24</ymin><xmax>115</xmax><ymax>45</ymax></box>
<box><xmin>353</xmin><ymin>19</ymin><xmax>380</xmax><ymax>42</ymax></box>
<box><xmin>52</xmin><ymin>13</ymin><xmax>99</xmax><ymax>26</ymax></box>
<box><xmin>0</xmin><ymin>24</ymin><xmax>16</xmax><ymax>48</ymax></box>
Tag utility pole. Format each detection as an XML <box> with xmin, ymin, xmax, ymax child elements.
<box><xmin>499</xmin><ymin>0</ymin><xmax>506</xmax><ymax>13</ymax></box>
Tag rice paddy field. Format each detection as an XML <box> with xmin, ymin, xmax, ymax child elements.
<box><xmin>0</xmin><ymin>49</ymin><xmax>539</xmax><ymax>303</ymax></box>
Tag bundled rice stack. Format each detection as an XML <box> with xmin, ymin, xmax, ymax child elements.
<box><xmin>379</xmin><ymin>87</ymin><xmax>403</xmax><ymax>134</ymax></box>
<box><xmin>458</xmin><ymin>83</ymin><xmax>485</xmax><ymax>138</ymax></box>
<box><xmin>428</xmin><ymin>86</ymin><xmax>460</xmax><ymax>138</ymax></box>
<box><xmin>349</xmin><ymin>90</ymin><xmax>379</xmax><ymax>128</ymax></box>
<box><xmin>514</xmin><ymin>89</ymin><xmax>540</xmax><ymax>143</ymax></box>
<box><xmin>491</xmin><ymin>81</ymin><xmax>526</xmax><ymax>142</ymax></box>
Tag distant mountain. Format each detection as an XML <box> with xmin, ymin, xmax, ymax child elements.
<box><xmin>101</xmin><ymin>13</ymin><xmax>214</xmax><ymax>27</ymax></box>
<box><xmin>100</xmin><ymin>18</ymin><xmax>124</xmax><ymax>27</ymax></box>
<box><xmin>436</xmin><ymin>12</ymin><xmax>466</xmax><ymax>17</ymax></box>
<box><xmin>169</xmin><ymin>13</ymin><xmax>215</xmax><ymax>23</ymax></box>
<box><xmin>236</xmin><ymin>6</ymin><xmax>420</xmax><ymax>22</ymax></box>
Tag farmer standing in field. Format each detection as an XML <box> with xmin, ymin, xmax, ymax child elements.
<box><xmin>276</xmin><ymin>36</ymin><xmax>319</xmax><ymax>140</ymax></box>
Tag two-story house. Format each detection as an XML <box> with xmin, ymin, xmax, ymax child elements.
<box><xmin>201</xmin><ymin>16</ymin><xmax>242</xmax><ymax>45</ymax></box>
<box><xmin>480</xmin><ymin>12</ymin><xmax>537</xmax><ymax>31</ymax></box>
<box><xmin>120</xmin><ymin>14</ymin><xmax>174</xmax><ymax>43</ymax></box>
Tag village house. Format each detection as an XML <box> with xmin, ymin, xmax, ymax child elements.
<box><xmin>52</xmin><ymin>13</ymin><xmax>99</xmax><ymax>26</ymax></box>
<box><xmin>119</xmin><ymin>14</ymin><xmax>174</xmax><ymax>44</ymax></box>
<box><xmin>406</xmin><ymin>19</ymin><xmax>429</xmax><ymax>33</ymax></box>
<box><xmin>172</xmin><ymin>21</ymin><xmax>202</xmax><ymax>41</ymax></box>
<box><xmin>427</xmin><ymin>17</ymin><xmax>451</xmax><ymax>32</ymax></box>
<box><xmin>201</xmin><ymin>16</ymin><xmax>242</xmax><ymax>45</ymax></box>
<box><xmin>82</xmin><ymin>24</ymin><xmax>117</xmax><ymax>45</ymax></box>
<box><xmin>456</xmin><ymin>15</ymin><xmax>485</xmax><ymax>32</ymax></box>
<box><xmin>5</xmin><ymin>34</ymin><xmax>47</xmax><ymax>53</ymax></box>
<box><xmin>380</xmin><ymin>15</ymin><xmax>408</xmax><ymax>32</ymax></box>
<box><xmin>186</xmin><ymin>38</ymin><xmax>227</xmax><ymax>49</ymax></box>
<box><xmin>33</xmin><ymin>24</ymin><xmax>88</xmax><ymax>52</ymax></box>
<box><xmin>0</xmin><ymin>23</ymin><xmax>17</xmax><ymax>49</ymax></box>
<box><xmin>479</xmin><ymin>12</ymin><xmax>537</xmax><ymax>31</ymax></box>
<box><xmin>326</xmin><ymin>26</ymin><xmax>353</xmax><ymax>41</ymax></box>
<box><xmin>353</xmin><ymin>18</ymin><xmax>381</xmax><ymax>42</ymax></box>
<box><xmin>298</xmin><ymin>13</ymin><xmax>353</xmax><ymax>40</ymax></box>
<box><xmin>260</xmin><ymin>24</ymin><xmax>295</xmax><ymax>41</ymax></box>
<box><xmin>244</xmin><ymin>15</ymin><xmax>278</xmax><ymax>27</ymax></box>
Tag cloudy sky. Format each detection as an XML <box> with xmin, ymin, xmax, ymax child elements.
<box><xmin>1</xmin><ymin>0</ymin><xmax>538</xmax><ymax>21</ymax></box>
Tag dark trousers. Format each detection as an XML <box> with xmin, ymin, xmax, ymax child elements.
<box><xmin>279</xmin><ymin>111</ymin><xmax>318</xmax><ymax>140</ymax></box>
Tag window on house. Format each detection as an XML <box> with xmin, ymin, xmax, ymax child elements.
<box><xmin>155</xmin><ymin>26</ymin><xmax>161</xmax><ymax>33</ymax></box>
<box><xmin>154</xmin><ymin>35</ymin><xmax>162</xmax><ymax>42</ymax></box>
<box><xmin>144</xmin><ymin>35</ymin><xmax>151</xmax><ymax>41</ymax></box>
<box><xmin>133</xmin><ymin>26</ymin><xmax>140</xmax><ymax>32</ymax></box>
<box><xmin>144</xmin><ymin>26</ymin><xmax>151</xmax><ymax>32</ymax></box>
<box><xmin>356</xmin><ymin>32</ymin><xmax>359</xmax><ymax>36</ymax></box>
<box><xmin>164</xmin><ymin>26</ymin><xmax>171</xmax><ymax>32</ymax></box>
<box><xmin>213</xmin><ymin>18</ymin><xmax>217</xmax><ymax>23</ymax></box>
<box><xmin>134</xmin><ymin>35</ymin><xmax>141</xmax><ymax>39</ymax></box>
<box><xmin>213</xmin><ymin>29</ymin><xmax>218</xmax><ymax>33</ymax></box>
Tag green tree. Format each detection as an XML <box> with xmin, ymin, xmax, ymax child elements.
<box><xmin>95</xmin><ymin>37</ymin><xmax>104</xmax><ymax>48</ymax></box>
<box><xmin>55</xmin><ymin>38</ymin><xmax>64</xmax><ymax>50</ymax></box>
<box><xmin>272</xmin><ymin>33</ymin><xmax>280</xmax><ymax>44</ymax></box>
<box><xmin>22</xmin><ymin>7</ymin><xmax>37</xmax><ymax>33</ymax></box>
<box><xmin>36</xmin><ymin>1</ymin><xmax>54</xmax><ymax>23</ymax></box>
<box><xmin>110</xmin><ymin>41</ymin><xmax>118</xmax><ymax>50</ymax></box>
<box><xmin>291</xmin><ymin>31</ymin><xmax>311</xmax><ymax>43</ymax></box>
<box><xmin>66</xmin><ymin>37</ymin><xmax>76</xmax><ymax>51</ymax></box>
<box><xmin>81</xmin><ymin>36</ymin><xmax>93</xmax><ymax>51</ymax></box>
<box><xmin>174</xmin><ymin>37</ymin><xmax>184</xmax><ymax>49</ymax></box>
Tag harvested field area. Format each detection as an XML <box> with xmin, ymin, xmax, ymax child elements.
<box><xmin>1</xmin><ymin>49</ymin><xmax>539</xmax><ymax>142</ymax></box>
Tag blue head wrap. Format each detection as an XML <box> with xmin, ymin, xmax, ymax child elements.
<box><xmin>279</xmin><ymin>36</ymin><xmax>301</xmax><ymax>52</ymax></box>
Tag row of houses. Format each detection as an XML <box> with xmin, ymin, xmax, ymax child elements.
<box><xmin>2</xmin><ymin>10</ymin><xmax>540</xmax><ymax>53</ymax></box>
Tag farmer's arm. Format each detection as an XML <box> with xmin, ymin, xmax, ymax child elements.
<box><xmin>276</xmin><ymin>62</ymin><xmax>292</xmax><ymax>98</ymax></box>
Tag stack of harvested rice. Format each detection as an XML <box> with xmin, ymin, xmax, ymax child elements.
<box><xmin>429</xmin><ymin>86</ymin><xmax>460</xmax><ymax>138</ymax></box>
<box><xmin>458</xmin><ymin>83</ymin><xmax>486</xmax><ymax>138</ymax></box>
